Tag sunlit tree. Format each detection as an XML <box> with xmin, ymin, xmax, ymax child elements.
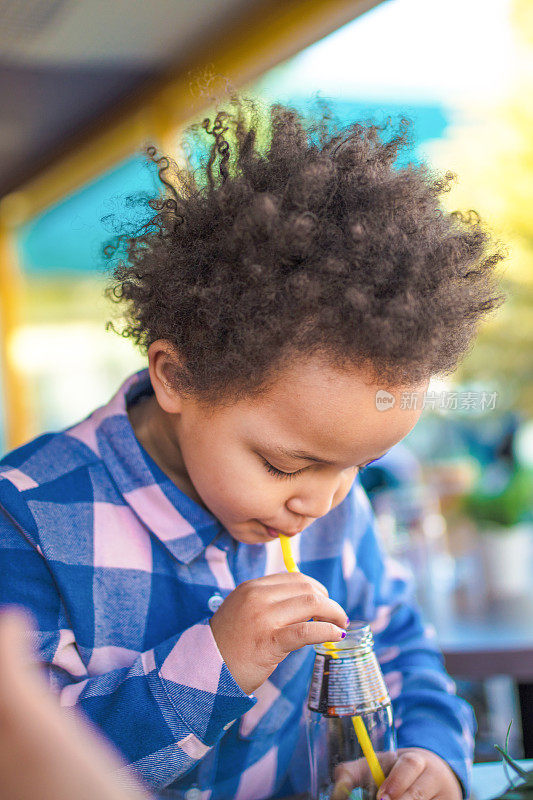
<box><xmin>427</xmin><ymin>0</ymin><xmax>533</xmax><ymax>414</ymax></box>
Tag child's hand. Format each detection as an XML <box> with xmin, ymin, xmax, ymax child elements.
<box><xmin>209</xmin><ymin>572</ymin><xmax>348</xmax><ymax>694</ymax></box>
<box><xmin>333</xmin><ymin>747</ymin><xmax>463</xmax><ymax>800</ymax></box>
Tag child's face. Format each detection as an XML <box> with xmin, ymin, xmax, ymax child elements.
<box><xmin>147</xmin><ymin>345</ymin><xmax>429</xmax><ymax>545</ymax></box>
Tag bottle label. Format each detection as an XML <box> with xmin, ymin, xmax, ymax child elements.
<box><xmin>328</xmin><ymin>656</ymin><xmax>359</xmax><ymax>711</ymax></box>
<box><xmin>308</xmin><ymin>654</ymin><xmax>325</xmax><ymax>711</ymax></box>
<box><xmin>308</xmin><ymin>651</ymin><xmax>390</xmax><ymax>717</ymax></box>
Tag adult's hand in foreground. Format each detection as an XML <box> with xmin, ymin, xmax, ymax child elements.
<box><xmin>0</xmin><ymin>606</ymin><xmax>152</xmax><ymax>800</ymax></box>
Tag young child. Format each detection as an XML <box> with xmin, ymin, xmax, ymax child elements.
<box><xmin>0</xmin><ymin>96</ymin><xmax>504</xmax><ymax>800</ymax></box>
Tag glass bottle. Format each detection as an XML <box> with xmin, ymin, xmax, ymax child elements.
<box><xmin>306</xmin><ymin>622</ymin><xmax>397</xmax><ymax>800</ymax></box>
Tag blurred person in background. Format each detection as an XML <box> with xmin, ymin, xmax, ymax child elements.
<box><xmin>359</xmin><ymin>441</ymin><xmax>422</xmax><ymax>499</ymax></box>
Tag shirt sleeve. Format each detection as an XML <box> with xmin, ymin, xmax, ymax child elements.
<box><xmin>345</xmin><ymin>477</ymin><xmax>476</xmax><ymax>799</ymax></box>
<box><xmin>0</xmin><ymin>495</ymin><xmax>256</xmax><ymax>792</ymax></box>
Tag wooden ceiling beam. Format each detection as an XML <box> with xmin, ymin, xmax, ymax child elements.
<box><xmin>0</xmin><ymin>0</ymin><xmax>382</xmax><ymax>226</ymax></box>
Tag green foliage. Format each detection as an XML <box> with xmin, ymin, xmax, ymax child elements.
<box><xmin>461</xmin><ymin>466</ymin><xmax>533</xmax><ymax>528</ymax></box>
<box><xmin>491</xmin><ymin>724</ymin><xmax>533</xmax><ymax>800</ymax></box>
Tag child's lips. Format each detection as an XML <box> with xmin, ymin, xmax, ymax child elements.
<box><xmin>261</xmin><ymin>523</ymin><xmax>301</xmax><ymax>538</ymax></box>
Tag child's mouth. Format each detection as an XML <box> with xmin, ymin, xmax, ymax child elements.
<box><xmin>257</xmin><ymin>522</ymin><xmax>300</xmax><ymax>538</ymax></box>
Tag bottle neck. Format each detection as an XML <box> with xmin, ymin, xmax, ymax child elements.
<box><xmin>309</xmin><ymin>622</ymin><xmax>391</xmax><ymax>714</ymax></box>
<box><xmin>313</xmin><ymin>621</ymin><xmax>374</xmax><ymax>656</ymax></box>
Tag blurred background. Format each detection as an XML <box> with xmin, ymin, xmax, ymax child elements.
<box><xmin>0</xmin><ymin>0</ymin><xmax>532</xmax><ymax>765</ymax></box>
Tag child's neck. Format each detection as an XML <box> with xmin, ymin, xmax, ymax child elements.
<box><xmin>127</xmin><ymin>394</ymin><xmax>209</xmax><ymax>512</ymax></box>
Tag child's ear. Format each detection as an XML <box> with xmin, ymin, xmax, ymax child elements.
<box><xmin>147</xmin><ymin>340</ymin><xmax>185</xmax><ymax>414</ymax></box>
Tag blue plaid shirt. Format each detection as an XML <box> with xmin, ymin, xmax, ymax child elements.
<box><xmin>0</xmin><ymin>368</ymin><xmax>475</xmax><ymax>800</ymax></box>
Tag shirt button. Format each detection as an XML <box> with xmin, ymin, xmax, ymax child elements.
<box><xmin>185</xmin><ymin>787</ymin><xmax>201</xmax><ymax>800</ymax></box>
<box><xmin>208</xmin><ymin>593</ymin><xmax>224</xmax><ymax>613</ymax></box>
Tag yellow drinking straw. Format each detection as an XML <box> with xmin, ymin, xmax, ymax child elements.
<box><xmin>351</xmin><ymin>716</ymin><xmax>386</xmax><ymax>787</ymax></box>
<box><xmin>279</xmin><ymin>533</ymin><xmax>299</xmax><ymax>573</ymax></box>
<box><xmin>278</xmin><ymin>533</ymin><xmax>385</xmax><ymax>789</ymax></box>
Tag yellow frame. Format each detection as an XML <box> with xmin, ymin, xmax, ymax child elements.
<box><xmin>0</xmin><ymin>0</ymin><xmax>383</xmax><ymax>451</ymax></box>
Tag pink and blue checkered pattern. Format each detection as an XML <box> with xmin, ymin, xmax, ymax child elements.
<box><xmin>0</xmin><ymin>368</ymin><xmax>475</xmax><ymax>799</ymax></box>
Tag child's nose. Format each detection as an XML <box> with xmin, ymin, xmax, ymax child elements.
<box><xmin>287</xmin><ymin>494</ymin><xmax>335</xmax><ymax>521</ymax></box>
<box><xmin>287</xmin><ymin>473</ymin><xmax>354</xmax><ymax>520</ymax></box>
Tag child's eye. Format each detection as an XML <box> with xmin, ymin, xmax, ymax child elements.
<box><xmin>261</xmin><ymin>456</ymin><xmax>378</xmax><ymax>480</ymax></box>
<box><xmin>261</xmin><ymin>457</ymin><xmax>305</xmax><ymax>480</ymax></box>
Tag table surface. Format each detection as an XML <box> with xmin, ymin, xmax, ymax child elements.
<box><xmin>471</xmin><ymin>759</ymin><xmax>533</xmax><ymax>800</ymax></box>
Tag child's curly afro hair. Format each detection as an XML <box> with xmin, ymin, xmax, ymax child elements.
<box><xmin>104</xmin><ymin>94</ymin><xmax>506</xmax><ymax>407</ymax></box>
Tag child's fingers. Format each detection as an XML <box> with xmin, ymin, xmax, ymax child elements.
<box><xmin>333</xmin><ymin>752</ymin><xmax>398</xmax><ymax>800</ymax></box>
<box><xmin>332</xmin><ymin>757</ymin><xmax>371</xmax><ymax>799</ymax></box>
<box><xmin>387</xmin><ymin>770</ymin><xmax>439</xmax><ymax>800</ymax></box>
<box><xmin>273</xmin><ymin>593</ymin><xmax>348</xmax><ymax>630</ymax></box>
<box><xmin>250</xmin><ymin>571</ymin><xmax>330</xmax><ymax>597</ymax></box>
<box><xmin>276</xmin><ymin>620</ymin><xmax>346</xmax><ymax>653</ymax></box>
<box><xmin>253</xmin><ymin>579</ymin><xmax>332</xmax><ymax>607</ymax></box>
<box><xmin>377</xmin><ymin>750</ymin><xmax>426</xmax><ymax>800</ymax></box>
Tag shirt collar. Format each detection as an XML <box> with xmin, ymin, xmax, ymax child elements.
<box><xmin>84</xmin><ymin>367</ymin><xmax>223</xmax><ymax>564</ymax></box>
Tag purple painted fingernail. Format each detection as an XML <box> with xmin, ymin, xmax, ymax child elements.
<box><xmin>341</xmin><ymin>631</ymin><xmax>347</xmax><ymax>638</ymax></box>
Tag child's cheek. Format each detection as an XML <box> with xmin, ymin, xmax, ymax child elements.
<box><xmin>191</xmin><ymin>454</ymin><xmax>268</xmax><ymax>522</ymax></box>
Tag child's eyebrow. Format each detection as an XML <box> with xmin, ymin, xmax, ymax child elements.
<box><xmin>266</xmin><ymin>443</ymin><xmax>391</xmax><ymax>466</ymax></box>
